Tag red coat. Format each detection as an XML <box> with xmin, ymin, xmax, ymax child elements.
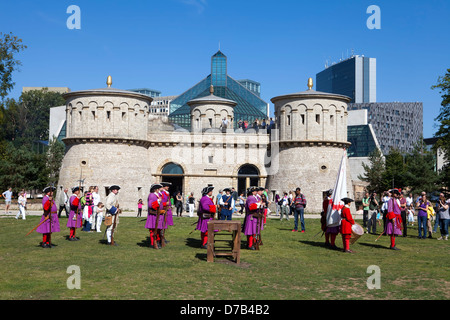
<box><xmin>340</xmin><ymin>206</ymin><xmax>355</xmax><ymax>235</ymax></box>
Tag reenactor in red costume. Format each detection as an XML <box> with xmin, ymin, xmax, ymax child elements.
<box><xmin>340</xmin><ymin>197</ymin><xmax>355</xmax><ymax>253</ymax></box>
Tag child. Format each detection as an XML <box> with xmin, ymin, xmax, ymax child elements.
<box><xmin>15</xmin><ymin>191</ymin><xmax>27</xmax><ymax>220</ymax></box>
<box><xmin>94</xmin><ymin>202</ymin><xmax>104</xmax><ymax>232</ymax></box>
<box><xmin>137</xmin><ymin>199</ymin><xmax>143</xmax><ymax>217</ymax></box>
<box><xmin>407</xmin><ymin>208</ymin><xmax>415</xmax><ymax>226</ymax></box>
<box><xmin>376</xmin><ymin>211</ymin><xmax>382</xmax><ymax>226</ymax></box>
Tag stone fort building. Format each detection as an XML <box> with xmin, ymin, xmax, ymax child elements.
<box><xmin>58</xmin><ymin>76</ymin><xmax>354</xmax><ymax>213</ymax></box>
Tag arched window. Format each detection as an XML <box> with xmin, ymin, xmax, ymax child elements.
<box><xmin>161</xmin><ymin>162</ymin><xmax>184</xmax><ymax>175</ymax></box>
<box><xmin>238</xmin><ymin>164</ymin><xmax>259</xmax><ymax>176</ymax></box>
<box><xmin>237</xmin><ymin>164</ymin><xmax>260</xmax><ymax>195</ymax></box>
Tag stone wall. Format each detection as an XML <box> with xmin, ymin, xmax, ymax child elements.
<box><xmin>147</xmin><ymin>130</ymin><xmax>270</xmax><ymax>203</ymax></box>
<box><xmin>57</xmin><ymin>141</ymin><xmax>152</xmax><ymax>210</ymax></box>
<box><xmin>266</xmin><ymin>143</ymin><xmax>354</xmax><ymax>213</ymax></box>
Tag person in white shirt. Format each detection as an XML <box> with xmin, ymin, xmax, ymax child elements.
<box><xmin>91</xmin><ymin>186</ymin><xmax>102</xmax><ymax>232</ymax></box>
<box><xmin>220</xmin><ymin>117</ymin><xmax>229</xmax><ymax>133</ymax></box>
<box><xmin>381</xmin><ymin>191</ymin><xmax>391</xmax><ymax>233</ymax></box>
<box><xmin>90</xmin><ymin>186</ymin><xmax>103</xmax><ymax>232</ymax></box>
<box><xmin>188</xmin><ymin>192</ymin><xmax>195</xmax><ymax>217</ymax></box>
<box><xmin>406</xmin><ymin>193</ymin><xmax>413</xmax><ymax>208</ymax></box>
<box><xmin>94</xmin><ymin>202</ymin><xmax>104</xmax><ymax>233</ymax></box>
<box><xmin>58</xmin><ymin>187</ymin><xmax>69</xmax><ymax>218</ymax></box>
<box><xmin>280</xmin><ymin>192</ymin><xmax>290</xmax><ymax>221</ymax></box>
<box><xmin>2</xmin><ymin>187</ymin><xmax>12</xmax><ymax>214</ymax></box>
<box><xmin>15</xmin><ymin>191</ymin><xmax>26</xmax><ymax>220</ymax></box>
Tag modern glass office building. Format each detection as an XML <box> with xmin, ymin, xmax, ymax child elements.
<box><xmin>169</xmin><ymin>51</ymin><xmax>268</xmax><ymax>129</ymax></box>
<box><xmin>316</xmin><ymin>55</ymin><xmax>376</xmax><ymax>103</ymax></box>
<box><xmin>128</xmin><ymin>88</ymin><xmax>162</xmax><ymax>98</ymax></box>
<box><xmin>347</xmin><ymin>124</ymin><xmax>379</xmax><ymax>157</ymax></box>
<box><xmin>348</xmin><ymin>102</ymin><xmax>423</xmax><ymax>155</ymax></box>
<box><xmin>237</xmin><ymin>79</ymin><xmax>261</xmax><ymax>97</ymax></box>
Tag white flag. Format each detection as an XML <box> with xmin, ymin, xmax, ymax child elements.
<box><xmin>326</xmin><ymin>149</ymin><xmax>348</xmax><ymax>227</ymax></box>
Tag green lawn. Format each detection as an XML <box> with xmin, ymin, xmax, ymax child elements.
<box><xmin>0</xmin><ymin>215</ymin><xmax>449</xmax><ymax>300</ymax></box>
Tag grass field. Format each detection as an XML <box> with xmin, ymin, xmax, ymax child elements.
<box><xmin>0</xmin><ymin>215</ymin><xmax>449</xmax><ymax>301</ymax></box>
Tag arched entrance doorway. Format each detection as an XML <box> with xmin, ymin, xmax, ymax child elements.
<box><xmin>161</xmin><ymin>162</ymin><xmax>184</xmax><ymax>199</ymax></box>
<box><xmin>237</xmin><ymin>164</ymin><xmax>260</xmax><ymax>195</ymax></box>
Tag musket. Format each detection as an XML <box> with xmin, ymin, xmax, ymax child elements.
<box><xmin>25</xmin><ymin>192</ymin><xmax>55</xmax><ymax>238</ymax></box>
<box><xmin>216</xmin><ymin>204</ymin><xmax>221</xmax><ymax>220</ymax></box>
<box><xmin>73</xmin><ymin>168</ymin><xmax>84</xmax><ymax>238</ymax></box>
<box><xmin>110</xmin><ymin>207</ymin><xmax>120</xmax><ymax>246</ymax></box>
<box><xmin>26</xmin><ymin>216</ymin><xmax>50</xmax><ymax>236</ymax></box>
<box><xmin>312</xmin><ymin>230</ymin><xmax>324</xmax><ymax>239</ymax></box>
<box><xmin>161</xmin><ymin>202</ymin><xmax>171</xmax><ymax>246</ymax></box>
<box><xmin>160</xmin><ymin>208</ymin><xmax>166</xmax><ymax>248</ymax></box>
<box><xmin>153</xmin><ymin>207</ymin><xmax>161</xmax><ymax>249</ymax></box>
<box><xmin>255</xmin><ymin>206</ymin><xmax>263</xmax><ymax>250</ymax></box>
<box><xmin>374</xmin><ymin>231</ymin><xmax>385</xmax><ymax>242</ymax></box>
<box><xmin>47</xmin><ymin>182</ymin><xmax>57</xmax><ymax>245</ymax></box>
<box><xmin>48</xmin><ymin>196</ymin><xmax>55</xmax><ymax>246</ymax></box>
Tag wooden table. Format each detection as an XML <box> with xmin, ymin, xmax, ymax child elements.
<box><xmin>207</xmin><ymin>220</ymin><xmax>241</xmax><ymax>264</ymax></box>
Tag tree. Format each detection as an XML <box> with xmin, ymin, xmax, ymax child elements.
<box><xmin>0</xmin><ymin>32</ymin><xmax>27</xmax><ymax>100</ymax></box>
<box><xmin>382</xmin><ymin>147</ymin><xmax>407</xmax><ymax>190</ymax></box>
<box><xmin>403</xmin><ymin>140</ymin><xmax>439</xmax><ymax>195</ymax></box>
<box><xmin>0</xmin><ymin>141</ymin><xmax>48</xmax><ymax>191</ymax></box>
<box><xmin>46</xmin><ymin>136</ymin><xmax>66</xmax><ymax>186</ymax></box>
<box><xmin>358</xmin><ymin>147</ymin><xmax>385</xmax><ymax>194</ymax></box>
<box><xmin>1</xmin><ymin>89</ymin><xmax>65</xmax><ymax>147</ymax></box>
<box><xmin>432</xmin><ymin>68</ymin><xmax>450</xmax><ymax>189</ymax></box>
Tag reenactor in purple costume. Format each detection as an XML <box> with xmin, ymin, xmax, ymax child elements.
<box><xmin>196</xmin><ymin>186</ymin><xmax>216</xmax><ymax>249</ymax></box>
<box><xmin>67</xmin><ymin>186</ymin><xmax>82</xmax><ymax>241</ymax></box>
<box><xmin>36</xmin><ymin>186</ymin><xmax>61</xmax><ymax>248</ymax></box>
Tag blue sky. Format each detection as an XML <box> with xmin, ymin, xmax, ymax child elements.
<box><xmin>1</xmin><ymin>0</ymin><xmax>449</xmax><ymax>138</ymax></box>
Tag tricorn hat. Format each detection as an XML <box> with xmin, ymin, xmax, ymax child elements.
<box><xmin>247</xmin><ymin>186</ymin><xmax>257</xmax><ymax>194</ymax></box>
<box><xmin>341</xmin><ymin>197</ymin><xmax>354</xmax><ymax>204</ymax></box>
<box><xmin>390</xmin><ymin>188</ymin><xmax>401</xmax><ymax>196</ymax></box>
<box><xmin>150</xmin><ymin>184</ymin><xmax>163</xmax><ymax>192</ymax></box>
<box><xmin>43</xmin><ymin>186</ymin><xmax>56</xmax><ymax>194</ymax></box>
<box><xmin>71</xmin><ymin>186</ymin><xmax>80</xmax><ymax>193</ymax></box>
<box><xmin>109</xmin><ymin>185</ymin><xmax>121</xmax><ymax>191</ymax></box>
<box><xmin>202</xmin><ymin>186</ymin><xmax>214</xmax><ymax>195</ymax></box>
<box><xmin>161</xmin><ymin>182</ymin><xmax>172</xmax><ymax>187</ymax></box>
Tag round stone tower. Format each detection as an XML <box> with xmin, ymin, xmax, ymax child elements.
<box><xmin>187</xmin><ymin>85</ymin><xmax>237</xmax><ymax>132</ymax></box>
<box><xmin>267</xmin><ymin>78</ymin><xmax>354</xmax><ymax>213</ymax></box>
<box><xmin>58</xmin><ymin>76</ymin><xmax>154</xmax><ymax>209</ymax></box>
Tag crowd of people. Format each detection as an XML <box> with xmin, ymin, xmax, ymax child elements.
<box><xmin>237</xmin><ymin>118</ymin><xmax>275</xmax><ymax>133</ymax></box>
<box><xmin>4</xmin><ymin>183</ymin><xmax>449</xmax><ymax>251</ymax></box>
<box><xmin>361</xmin><ymin>190</ymin><xmax>449</xmax><ymax>241</ymax></box>
<box><xmin>273</xmin><ymin>189</ymin><xmax>307</xmax><ymax>232</ymax></box>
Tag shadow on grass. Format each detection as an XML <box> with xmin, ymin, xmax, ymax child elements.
<box><xmin>195</xmin><ymin>252</ymin><xmax>207</xmax><ymax>261</ymax></box>
<box><xmin>299</xmin><ymin>240</ymin><xmax>328</xmax><ymax>248</ymax></box>
<box><xmin>299</xmin><ymin>240</ymin><xmax>351</xmax><ymax>253</ymax></box>
<box><xmin>185</xmin><ymin>237</ymin><xmax>202</xmax><ymax>248</ymax></box>
<box><xmin>357</xmin><ymin>242</ymin><xmax>389</xmax><ymax>249</ymax></box>
<box><xmin>64</xmin><ymin>235</ymin><xmax>81</xmax><ymax>241</ymax></box>
<box><xmin>136</xmin><ymin>236</ymin><xmax>161</xmax><ymax>248</ymax></box>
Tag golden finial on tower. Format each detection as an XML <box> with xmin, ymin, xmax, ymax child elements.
<box><xmin>210</xmin><ymin>85</ymin><xmax>214</xmax><ymax>95</ymax></box>
<box><xmin>307</xmin><ymin>77</ymin><xmax>313</xmax><ymax>90</ymax></box>
<box><xmin>107</xmin><ymin>75</ymin><xmax>112</xmax><ymax>88</ymax></box>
